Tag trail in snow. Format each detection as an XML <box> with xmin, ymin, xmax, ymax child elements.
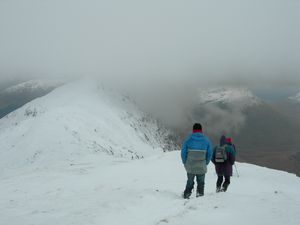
<box><xmin>0</xmin><ymin>151</ymin><xmax>299</xmax><ymax>225</ymax></box>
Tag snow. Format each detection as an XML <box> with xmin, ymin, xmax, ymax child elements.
<box><xmin>0</xmin><ymin>80</ymin><xmax>175</xmax><ymax>172</ymax></box>
<box><xmin>0</xmin><ymin>151</ymin><xmax>299</xmax><ymax>225</ymax></box>
<box><xmin>197</xmin><ymin>87</ymin><xmax>262</xmax><ymax>109</ymax></box>
<box><xmin>0</xmin><ymin>80</ymin><xmax>299</xmax><ymax>225</ymax></box>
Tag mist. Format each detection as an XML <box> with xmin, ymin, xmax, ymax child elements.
<box><xmin>1</xmin><ymin>0</ymin><xmax>299</xmax><ymax>83</ymax></box>
<box><xmin>1</xmin><ymin>0</ymin><xmax>300</xmax><ymax>135</ymax></box>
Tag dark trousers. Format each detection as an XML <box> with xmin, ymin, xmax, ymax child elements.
<box><xmin>217</xmin><ymin>176</ymin><xmax>230</xmax><ymax>189</ymax></box>
<box><xmin>185</xmin><ymin>173</ymin><xmax>205</xmax><ymax>194</ymax></box>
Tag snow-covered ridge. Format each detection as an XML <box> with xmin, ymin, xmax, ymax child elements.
<box><xmin>197</xmin><ymin>87</ymin><xmax>262</xmax><ymax>109</ymax></box>
<box><xmin>0</xmin><ymin>80</ymin><xmax>177</xmax><ymax>172</ymax></box>
<box><xmin>1</xmin><ymin>79</ymin><xmax>62</xmax><ymax>94</ymax></box>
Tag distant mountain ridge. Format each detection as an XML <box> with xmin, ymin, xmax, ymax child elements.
<box><xmin>197</xmin><ymin>87</ymin><xmax>262</xmax><ymax>109</ymax></box>
<box><xmin>1</xmin><ymin>79</ymin><xmax>62</xmax><ymax>94</ymax></box>
<box><xmin>0</xmin><ymin>79</ymin><xmax>62</xmax><ymax>119</ymax></box>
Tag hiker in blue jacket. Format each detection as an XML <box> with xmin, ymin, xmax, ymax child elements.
<box><xmin>181</xmin><ymin>123</ymin><xmax>213</xmax><ymax>198</ymax></box>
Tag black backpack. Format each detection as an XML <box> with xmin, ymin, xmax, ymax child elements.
<box><xmin>215</xmin><ymin>146</ymin><xmax>227</xmax><ymax>163</ymax></box>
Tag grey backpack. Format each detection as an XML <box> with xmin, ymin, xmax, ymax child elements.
<box><xmin>215</xmin><ymin>146</ymin><xmax>227</xmax><ymax>163</ymax></box>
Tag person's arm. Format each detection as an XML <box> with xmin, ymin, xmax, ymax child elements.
<box><xmin>181</xmin><ymin>138</ymin><xmax>188</xmax><ymax>164</ymax></box>
<box><xmin>233</xmin><ymin>144</ymin><xmax>237</xmax><ymax>155</ymax></box>
<box><xmin>231</xmin><ymin>148</ymin><xmax>236</xmax><ymax>165</ymax></box>
<box><xmin>228</xmin><ymin>147</ymin><xmax>236</xmax><ymax>165</ymax></box>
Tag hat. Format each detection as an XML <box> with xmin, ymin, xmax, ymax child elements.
<box><xmin>192</xmin><ymin>123</ymin><xmax>202</xmax><ymax>132</ymax></box>
<box><xmin>226</xmin><ymin>138</ymin><xmax>232</xmax><ymax>144</ymax></box>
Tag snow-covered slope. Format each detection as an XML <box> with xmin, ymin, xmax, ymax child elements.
<box><xmin>197</xmin><ymin>87</ymin><xmax>262</xmax><ymax>109</ymax></box>
<box><xmin>0</xmin><ymin>79</ymin><xmax>176</xmax><ymax>173</ymax></box>
<box><xmin>0</xmin><ymin>151</ymin><xmax>299</xmax><ymax>225</ymax></box>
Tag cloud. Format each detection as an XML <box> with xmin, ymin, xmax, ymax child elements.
<box><xmin>0</xmin><ymin>0</ymin><xmax>299</xmax><ymax>86</ymax></box>
<box><xmin>192</xmin><ymin>104</ymin><xmax>246</xmax><ymax>136</ymax></box>
<box><xmin>0</xmin><ymin>0</ymin><xmax>299</xmax><ymax>134</ymax></box>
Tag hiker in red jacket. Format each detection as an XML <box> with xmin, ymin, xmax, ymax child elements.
<box><xmin>211</xmin><ymin>136</ymin><xmax>236</xmax><ymax>192</ymax></box>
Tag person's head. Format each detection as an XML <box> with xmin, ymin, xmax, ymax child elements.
<box><xmin>226</xmin><ymin>137</ymin><xmax>232</xmax><ymax>144</ymax></box>
<box><xmin>192</xmin><ymin>123</ymin><xmax>202</xmax><ymax>133</ymax></box>
<box><xmin>220</xmin><ymin>135</ymin><xmax>226</xmax><ymax>146</ymax></box>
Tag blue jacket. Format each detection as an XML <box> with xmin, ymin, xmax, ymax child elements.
<box><xmin>181</xmin><ymin>132</ymin><xmax>213</xmax><ymax>165</ymax></box>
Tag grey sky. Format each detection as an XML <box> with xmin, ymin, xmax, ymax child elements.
<box><xmin>0</xmin><ymin>0</ymin><xmax>299</xmax><ymax>88</ymax></box>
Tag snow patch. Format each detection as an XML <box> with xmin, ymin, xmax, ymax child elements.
<box><xmin>198</xmin><ymin>87</ymin><xmax>262</xmax><ymax>109</ymax></box>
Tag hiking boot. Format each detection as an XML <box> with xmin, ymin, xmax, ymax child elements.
<box><xmin>196</xmin><ymin>191</ymin><xmax>204</xmax><ymax>197</ymax></box>
<box><xmin>221</xmin><ymin>186</ymin><xmax>228</xmax><ymax>192</ymax></box>
<box><xmin>183</xmin><ymin>190</ymin><xmax>192</xmax><ymax>199</ymax></box>
<box><xmin>216</xmin><ymin>186</ymin><xmax>221</xmax><ymax>193</ymax></box>
<box><xmin>196</xmin><ymin>185</ymin><xmax>204</xmax><ymax>197</ymax></box>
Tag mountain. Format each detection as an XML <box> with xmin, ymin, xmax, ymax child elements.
<box><xmin>197</xmin><ymin>87</ymin><xmax>262</xmax><ymax>109</ymax></box>
<box><xmin>189</xmin><ymin>87</ymin><xmax>263</xmax><ymax>138</ymax></box>
<box><xmin>1</xmin><ymin>79</ymin><xmax>61</xmax><ymax>94</ymax></box>
<box><xmin>0</xmin><ymin>81</ymin><xmax>299</xmax><ymax>225</ymax></box>
<box><xmin>0</xmin><ymin>79</ymin><xmax>62</xmax><ymax>119</ymax></box>
<box><xmin>190</xmin><ymin>87</ymin><xmax>300</xmax><ymax>176</ymax></box>
<box><xmin>192</xmin><ymin>87</ymin><xmax>263</xmax><ymax>136</ymax></box>
<box><xmin>0</xmin><ymin>80</ymin><xmax>177</xmax><ymax>173</ymax></box>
